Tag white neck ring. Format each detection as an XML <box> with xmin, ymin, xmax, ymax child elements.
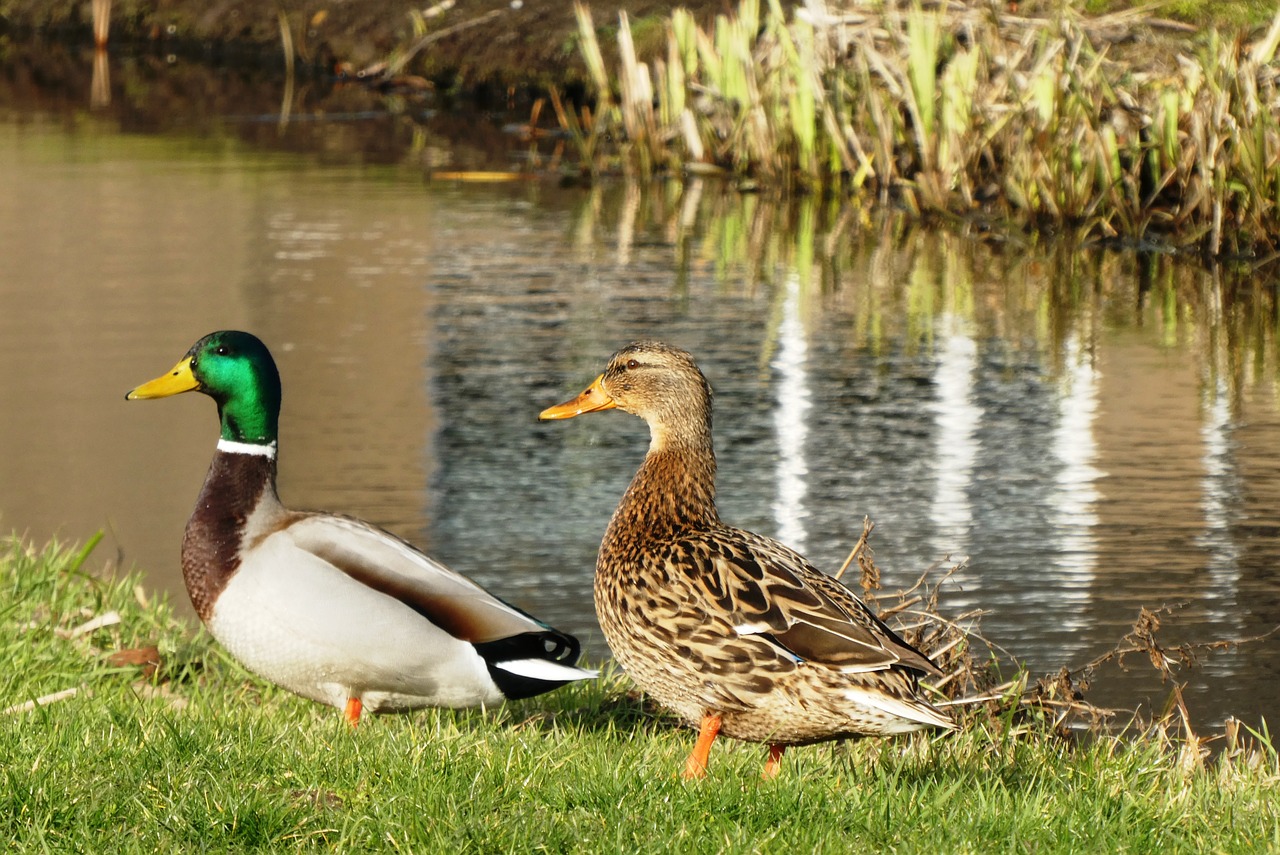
<box><xmin>216</xmin><ymin>439</ymin><xmax>277</xmax><ymax>459</ymax></box>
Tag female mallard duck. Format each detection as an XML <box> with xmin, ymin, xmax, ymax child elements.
<box><xmin>541</xmin><ymin>341</ymin><xmax>953</xmax><ymax>778</ymax></box>
<box><xmin>128</xmin><ymin>330</ymin><xmax>595</xmax><ymax>724</ymax></box>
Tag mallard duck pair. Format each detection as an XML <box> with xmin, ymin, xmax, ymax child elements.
<box><xmin>131</xmin><ymin>332</ymin><xmax>950</xmax><ymax>776</ymax></box>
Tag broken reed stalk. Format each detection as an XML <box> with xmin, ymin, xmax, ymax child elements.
<box><xmin>565</xmin><ymin>0</ymin><xmax>1280</xmax><ymax>260</ymax></box>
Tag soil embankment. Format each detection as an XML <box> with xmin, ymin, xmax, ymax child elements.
<box><xmin>3</xmin><ymin>0</ymin><xmax>726</xmax><ymax>88</ymax></box>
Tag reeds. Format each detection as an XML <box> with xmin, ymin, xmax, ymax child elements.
<box><xmin>564</xmin><ymin>0</ymin><xmax>1280</xmax><ymax>259</ymax></box>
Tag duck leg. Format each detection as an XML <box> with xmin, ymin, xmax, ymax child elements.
<box><xmin>682</xmin><ymin>712</ymin><xmax>722</xmax><ymax>779</ymax></box>
<box><xmin>343</xmin><ymin>697</ymin><xmax>363</xmax><ymax>726</ymax></box>
<box><xmin>761</xmin><ymin>744</ymin><xmax>786</xmax><ymax>779</ymax></box>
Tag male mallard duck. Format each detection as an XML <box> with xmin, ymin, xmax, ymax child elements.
<box><xmin>128</xmin><ymin>330</ymin><xmax>595</xmax><ymax>724</ymax></box>
<box><xmin>541</xmin><ymin>341</ymin><xmax>953</xmax><ymax>778</ymax></box>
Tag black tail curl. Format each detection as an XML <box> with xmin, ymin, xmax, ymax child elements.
<box><xmin>473</xmin><ymin>630</ymin><xmax>584</xmax><ymax>700</ymax></box>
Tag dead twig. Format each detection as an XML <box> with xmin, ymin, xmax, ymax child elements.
<box><xmin>834</xmin><ymin>516</ymin><xmax>874</xmax><ymax>583</ymax></box>
<box><xmin>4</xmin><ymin>686</ymin><xmax>87</xmax><ymax>715</ymax></box>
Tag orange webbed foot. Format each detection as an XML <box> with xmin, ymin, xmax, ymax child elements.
<box><xmin>343</xmin><ymin>697</ymin><xmax>363</xmax><ymax>727</ymax></box>
<box><xmin>761</xmin><ymin>744</ymin><xmax>786</xmax><ymax>780</ymax></box>
<box><xmin>682</xmin><ymin>713</ymin><xmax>722</xmax><ymax>780</ymax></box>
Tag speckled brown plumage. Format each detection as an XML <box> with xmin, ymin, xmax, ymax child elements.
<box><xmin>543</xmin><ymin>340</ymin><xmax>953</xmax><ymax>774</ymax></box>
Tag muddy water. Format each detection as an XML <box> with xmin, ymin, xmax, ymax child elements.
<box><xmin>2</xmin><ymin>49</ymin><xmax>1278</xmax><ymax>729</ymax></box>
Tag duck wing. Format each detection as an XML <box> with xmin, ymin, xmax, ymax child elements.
<box><xmin>683</xmin><ymin>527</ymin><xmax>941</xmax><ymax>677</ymax></box>
<box><xmin>283</xmin><ymin>513</ymin><xmax>586</xmax><ymax>674</ymax></box>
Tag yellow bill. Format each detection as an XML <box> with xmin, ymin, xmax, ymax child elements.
<box><xmin>126</xmin><ymin>357</ymin><xmax>199</xmax><ymax>400</ymax></box>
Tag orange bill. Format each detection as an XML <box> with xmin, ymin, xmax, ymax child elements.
<box><xmin>539</xmin><ymin>374</ymin><xmax>617</xmax><ymax>420</ymax></box>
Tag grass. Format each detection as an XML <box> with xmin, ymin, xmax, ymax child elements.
<box><xmin>3</xmin><ymin>535</ymin><xmax>1278</xmax><ymax>852</ymax></box>
<box><xmin>557</xmin><ymin>0</ymin><xmax>1280</xmax><ymax>261</ymax></box>
<box><xmin>1080</xmin><ymin>0</ymin><xmax>1276</xmax><ymax>28</ymax></box>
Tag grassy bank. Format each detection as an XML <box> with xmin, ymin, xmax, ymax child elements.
<box><xmin>3</xmin><ymin>535</ymin><xmax>1277</xmax><ymax>851</ymax></box>
<box><xmin>564</xmin><ymin>0</ymin><xmax>1280</xmax><ymax>261</ymax></box>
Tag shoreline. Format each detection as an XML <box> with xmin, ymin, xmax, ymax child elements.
<box><xmin>7</xmin><ymin>2</ymin><xmax>1280</xmax><ymax>260</ymax></box>
<box><xmin>1</xmin><ymin>1</ymin><xmax>729</xmax><ymax>88</ymax></box>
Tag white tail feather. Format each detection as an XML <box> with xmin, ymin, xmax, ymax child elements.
<box><xmin>843</xmin><ymin>687</ymin><xmax>955</xmax><ymax>731</ymax></box>
<box><xmin>494</xmin><ymin>658</ymin><xmax>598</xmax><ymax>683</ymax></box>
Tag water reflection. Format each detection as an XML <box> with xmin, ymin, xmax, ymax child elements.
<box><xmin>1197</xmin><ymin>280</ymin><xmax>1244</xmax><ymax>632</ymax></box>
<box><xmin>1049</xmin><ymin>333</ymin><xmax>1102</xmax><ymax>638</ymax></box>
<box><xmin>1200</xmin><ymin>376</ymin><xmax>1241</xmax><ymax>629</ymax></box>
<box><xmin>770</xmin><ymin>271</ymin><xmax>812</xmax><ymax>554</ymax></box>
<box><xmin>1</xmin><ymin>69</ymin><xmax>1279</xmax><ymax>728</ymax></box>
<box><xmin>91</xmin><ymin>49</ymin><xmax>110</xmax><ymax>109</ymax></box>
<box><xmin>928</xmin><ymin>317</ymin><xmax>978</xmax><ymax>564</ymax></box>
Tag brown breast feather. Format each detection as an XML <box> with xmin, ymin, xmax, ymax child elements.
<box><xmin>180</xmin><ymin>450</ymin><xmax>279</xmax><ymax>623</ymax></box>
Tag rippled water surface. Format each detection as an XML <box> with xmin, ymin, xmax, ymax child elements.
<box><xmin>2</xmin><ymin>46</ymin><xmax>1278</xmax><ymax>729</ymax></box>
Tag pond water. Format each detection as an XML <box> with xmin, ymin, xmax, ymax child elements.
<box><xmin>2</xmin><ymin>44</ymin><xmax>1278</xmax><ymax>730</ymax></box>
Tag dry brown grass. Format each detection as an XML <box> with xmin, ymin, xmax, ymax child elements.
<box><xmin>841</xmin><ymin>516</ymin><xmax>1277</xmax><ymax>745</ymax></box>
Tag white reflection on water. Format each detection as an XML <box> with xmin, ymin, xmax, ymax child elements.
<box><xmin>771</xmin><ymin>271</ymin><xmax>811</xmax><ymax>554</ymax></box>
<box><xmin>1196</xmin><ymin>281</ymin><xmax>1241</xmax><ymax>629</ymax></box>
<box><xmin>1199</xmin><ymin>375</ymin><xmax>1241</xmax><ymax>627</ymax></box>
<box><xmin>929</xmin><ymin>316</ymin><xmax>979</xmax><ymax>565</ymax></box>
<box><xmin>1051</xmin><ymin>333</ymin><xmax>1103</xmax><ymax>630</ymax></box>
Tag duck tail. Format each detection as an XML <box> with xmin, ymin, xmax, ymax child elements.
<box><xmin>843</xmin><ymin>685</ymin><xmax>957</xmax><ymax>732</ymax></box>
<box><xmin>474</xmin><ymin>630</ymin><xmax>598</xmax><ymax>700</ymax></box>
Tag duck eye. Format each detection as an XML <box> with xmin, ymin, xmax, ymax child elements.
<box><xmin>625</xmin><ymin>359</ymin><xmax>640</xmax><ymax>370</ymax></box>
<box><xmin>214</xmin><ymin>346</ymin><xmax>230</xmax><ymax>356</ymax></box>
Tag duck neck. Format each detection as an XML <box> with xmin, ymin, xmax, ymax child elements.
<box><xmin>604</xmin><ymin>425</ymin><xmax>721</xmax><ymax>548</ymax></box>
<box><xmin>180</xmin><ymin>440</ymin><xmax>283</xmax><ymax>621</ymax></box>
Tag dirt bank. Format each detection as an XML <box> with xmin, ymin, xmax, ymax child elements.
<box><xmin>2</xmin><ymin>0</ymin><xmax>730</xmax><ymax>88</ymax></box>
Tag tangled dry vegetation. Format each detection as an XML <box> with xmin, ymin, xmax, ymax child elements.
<box><xmin>558</xmin><ymin>0</ymin><xmax>1280</xmax><ymax>262</ymax></box>
<box><xmin>838</xmin><ymin>517</ymin><xmax>1278</xmax><ymax>769</ymax></box>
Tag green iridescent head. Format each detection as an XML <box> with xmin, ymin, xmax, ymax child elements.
<box><xmin>127</xmin><ymin>330</ymin><xmax>282</xmax><ymax>445</ymax></box>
